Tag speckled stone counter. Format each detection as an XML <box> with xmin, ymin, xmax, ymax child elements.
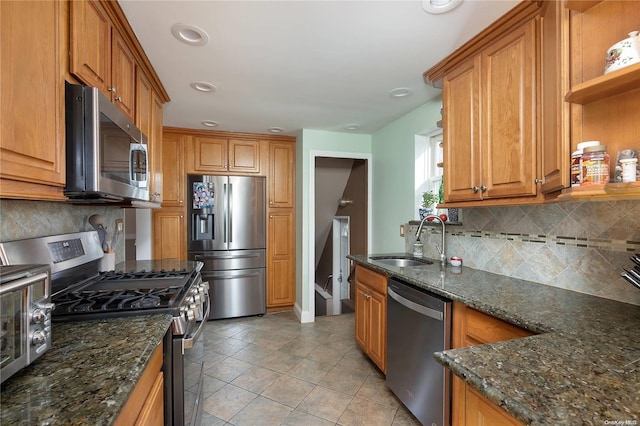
<box><xmin>349</xmin><ymin>253</ymin><xmax>640</xmax><ymax>425</ymax></box>
<box><xmin>0</xmin><ymin>314</ymin><xmax>172</xmax><ymax>425</ymax></box>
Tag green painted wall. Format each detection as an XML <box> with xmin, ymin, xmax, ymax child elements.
<box><xmin>295</xmin><ymin>129</ymin><xmax>372</xmax><ymax>321</ymax></box>
<box><xmin>371</xmin><ymin>96</ymin><xmax>442</xmax><ymax>252</ymax></box>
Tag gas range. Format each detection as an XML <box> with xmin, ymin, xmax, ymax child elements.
<box><xmin>51</xmin><ymin>267</ymin><xmax>208</xmax><ymax>335</ymax></box>
<box><xmin>0</xmin><ymin>232</ymin><xmax>209</xmax><ymax>337</ymax></box>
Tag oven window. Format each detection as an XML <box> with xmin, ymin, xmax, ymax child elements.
<box><xmin>1</xmin><ymin>292</ymin><xmax>24</xmax><ymax>368</ymax></box>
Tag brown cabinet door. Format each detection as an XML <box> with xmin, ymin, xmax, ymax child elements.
<box><xmin>228</xmin><ymin>139</ymin><xmax>261</xmax><ymax>173</ymax></box>
<box><xmin>111</xmin><ymin>31</ymin><xmax>136</xmax><ymax>120</ymax></box>
<box><xmin>452</xmin><ymin>302</ymin><xmax>531</xmax><ymax>425</ymax></box>
<box><xmin>192</xmin><ymin>136</ymin><xmax>227</xmax><ymax>172</ymax></box>
<box><xmin>266</xmin><ymin>210</ymin><xmax>295</xmax><ymax>307</ymax></box>
<box><xmin>268</xmin><ymin>142</ymin><xmax>295</xmax><ymax>208</ymax></box>
<box><xmin>368</xmin><ymin>289</ymin><xmax>386</xmax><ymax>372</ymax></box>
<box><xmin>161</xmin><ymin>133</ymin><xmax>185</xmax><ymax>207</ymax></box>
<box><xmin>0</xmin><ymin>0</ymin><xmax>65</xmax><ymax>198</ymax></box>
<box><xmin>69</xmin><ymin>0</ymin><xmax>111</xmax><ymax>96</ymax></box>
<box><xmin>481</xmin><ymin>20</ymin><xmax>537</xmax><ymax>199</ymax></box>
<box><xmin>150</xmin><ymin>94</ymin><xmax>164</xmax><ymax>203</ymax></box>
<box><xmin>354</xmin><ymin>281</ymin><xmax>369</xmax><ymax>351</ymax></box>
<box><xmin>134</xmin><ymin>372</ymin><xmax>164</xmax><ymax>426</ymax></box>
<box><xmin>152</xmin><ymin>208</ymin><xmax>185</xmax><ymax>260</ymax></box>
<box><xmin>443</xmin><ymin>57</ymin><xmax>482</xmax><ymax>202</ymax></box>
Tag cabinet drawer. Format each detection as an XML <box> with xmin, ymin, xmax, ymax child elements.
<box><xmin>355</xmin><ymin>265</ymin><xmax>387</xmax><ymax>295</ymax></box>
<box><xmin>464</xmin><ymin>305</ymin><xmax>533</xmax><ymax>346</ymax></box>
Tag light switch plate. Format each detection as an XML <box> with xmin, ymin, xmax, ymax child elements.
<box><xmin>400</xmin><ymin>224</ymin><xmax>405</xmax><ymax>237</ymax></box>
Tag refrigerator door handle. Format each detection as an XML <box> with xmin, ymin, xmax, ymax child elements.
<box><xmin>229</xmin><ymin>183</ymin><xmax>233</xmax><ymax>243</ymax></box>
<box><xmin>194</xmin><ymin>253</ymin><xmax>262</xmax><ymax>260</ymax></box>
<box><xmin>223</xmin><ymin>183</ymin><xmax>228</xmax><ymax>243</ymax></box>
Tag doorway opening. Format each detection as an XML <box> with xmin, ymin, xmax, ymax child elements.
<box><xmin>313</xmin><ymin>156</ymin><xmax>369</xmax><ymax>317</ymax></box>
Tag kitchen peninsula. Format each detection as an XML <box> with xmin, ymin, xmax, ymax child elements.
<box><xmin>349</xmin><ymin>254</ymin><xmax>640</xmax><ymax>425</ymax></box>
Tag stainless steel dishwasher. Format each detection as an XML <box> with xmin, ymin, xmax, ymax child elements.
<box><xmin>386</xmin><ymin>278</ymin><xmax>452</xmax><ymax>426</ymax></box>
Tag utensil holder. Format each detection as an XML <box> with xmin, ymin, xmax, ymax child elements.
<box><xmin>99</xmin><ymin>252</ymin><xmax>115</xmax><ymax>272</ymax></box>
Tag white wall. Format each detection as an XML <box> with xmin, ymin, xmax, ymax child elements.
<box><xmin>295</xmin><ymin>129</ymin><xmax>372</xmax><ymax>322</ymax></box>
<box><xmin>370</xmin><ymin>97</ymin><xmax>443</xmax><ymax>253</ymax></box>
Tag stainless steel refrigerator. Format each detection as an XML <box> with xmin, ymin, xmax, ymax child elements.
<box><xmin>187</xmin><ymin>175</ymin><xmax>266</xmax><ymax>320</ymax></box>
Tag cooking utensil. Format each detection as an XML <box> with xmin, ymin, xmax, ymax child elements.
<box><xmin>88</xmin><ymin>214</ymin><xmax>107</xmax><ymax>251</ymax></box>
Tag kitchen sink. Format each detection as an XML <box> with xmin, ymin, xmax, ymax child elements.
<box><xmin>370</xmin><ymin>256</ymin><xmax>433</xmax><ymax>267</ymax></box>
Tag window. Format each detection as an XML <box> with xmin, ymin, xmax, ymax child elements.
<box><xmin>415</xmin><ymin>129</ymin><xmax>443</xmax><ymax>217</ymax></box>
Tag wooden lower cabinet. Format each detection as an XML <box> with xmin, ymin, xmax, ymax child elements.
<box><xmin>452</xmin><ymin>302</ymin><xmax>534</xmax><ymax>426</ymax></box>
<box><xmin>152</xmin><ymin>208</ymin><xmax>186</xmax><ymax>260</ymax></box>
<box><xmin>354</xmin><ymin>265</ymin><xmax>387</xmax><ymax>373</ymax></box>
<box><xmin>115</xmin><ymin>342</ymin><xmax>164</xmax><ymax>426</ymax></box>
<box><xmin>266</xmin><ymin>209</ymin><xmax>295</xmax><ymax>309</ymax></box>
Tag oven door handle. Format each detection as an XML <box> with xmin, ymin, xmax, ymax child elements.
<box><xmin>183</xmin><ymin>294</ymin><xmax>210</xmax><ymax>349</ymax></box>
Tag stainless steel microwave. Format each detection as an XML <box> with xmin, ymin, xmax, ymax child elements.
<box><xmin>64</xmin><ymin>82</ymin><xmax>149</xmax><ymax>202</ymax></box>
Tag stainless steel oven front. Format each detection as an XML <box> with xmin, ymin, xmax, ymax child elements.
<box><xmin>164</xmin><ymin>274</ymin><xmax>210</xmax><ymax>426</ymax></box>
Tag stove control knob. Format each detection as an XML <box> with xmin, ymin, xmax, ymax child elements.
<box><xmin>186</xmin><ymin>309</ymin><xmax>195</xmax><ymax>321</ymax></box>
<box><xmin>31</xmin><ymin>330</ymin><xmax>46</xmax><ymax>346</ymax></box>
<box><xmin>31</xmin><ymin>309</ymin><xmax>46</xmax><ymax>324</ymax></box>
<box><xmin>192</xmin><ymin>294</ymin><xmax>201</xmax><ymax>304</ymax></box>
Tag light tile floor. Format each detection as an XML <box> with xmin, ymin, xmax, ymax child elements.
<box><xmin>189</xmin><ymin>311</ymin><xmax>422</xmax><ymax>426</ymax></box>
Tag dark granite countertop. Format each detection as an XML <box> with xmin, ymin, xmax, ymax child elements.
<box><xmin>0</xmin><ymin>260</ymin><xmax>196</xmax><ymax>425</ymax></box>
<box><xmin>0</xmin><ymin>314</ymin><xmax>172</xmax><ymax>425</ymax></box>
<box><xmin>349</xmin><ymin>253</ymin><xmax>640</xmax><ymax>425</ymax></box>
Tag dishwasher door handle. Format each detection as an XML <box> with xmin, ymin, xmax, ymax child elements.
<box><xmin>388</xmin><ymin>287</ymin><xmax>444</xmax><ymax>321</ymax></box>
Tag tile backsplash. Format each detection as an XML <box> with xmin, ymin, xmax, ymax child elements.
<box><xmin>0</xmin><ymin>199</ymin><xmax>125</xmax><ymax>264</ymax></box>
<box><xmin>407</xmin><ymin>200</ymin><xmax>640</xmax><ymax>306</ymax></box>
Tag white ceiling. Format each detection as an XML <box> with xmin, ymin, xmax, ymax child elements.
<box><xmin>119</xmin><ymin>0</ymin><xmax>519</xmax><ymax>135</ymax></box>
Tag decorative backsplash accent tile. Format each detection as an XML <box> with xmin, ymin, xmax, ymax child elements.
<box><xmin>407</xmin><ymin>200</ymin><xmax>640</xmax><ymax>306</ymax></box>
<box><xmin>0</xmin><ymin>200</ymin><xmax>126</xmax><ymax>264</ymax></box>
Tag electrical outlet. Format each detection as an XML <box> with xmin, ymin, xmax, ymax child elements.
<box><xmin>115</xmin><ymin>219</ymin><xmax>124</xmax><ymax>232</ymax></box>
<box><xmin>400</xmin><ymin>224</ymin><xmax>405</xmax><ymax>237</ymax></box>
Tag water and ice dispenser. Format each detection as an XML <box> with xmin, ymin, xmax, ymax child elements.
<box><xmin>192</xmin><ymin>180</ymin><xmax>216</xmax><ymax>242</ymax></box>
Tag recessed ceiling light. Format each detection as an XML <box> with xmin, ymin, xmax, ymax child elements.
<box><xmin>190</xmin><ymin>81</ymin><xmax>216</xmax><ymax>93</ymax></box>
<box><xmin>268</xmin><ymin>127</ymin><xmax>285</xmax><ymax>133</ymax></box>
<box><xmin>422</xmin><ymin>0</ymin><xmax>463</xmax><ymax>14</ymax></box>
<box><xmin>390</xmin><ymin>88</ymin><xmax>412</xmax><ymax>98</ymax></box>
<box><xmin>171</xmin><ymin>23</ymin><xmax>209</xmax><ymax>46</ymax></box>
<box><xmin>344</xmin><ymin>124</ymin><xmax>360</xmax><ymax>131</ymax></box>
<box><xmin>201</xmin><ymin>120</ymin><xmax>219</xmax><ymax>127</ymax></box>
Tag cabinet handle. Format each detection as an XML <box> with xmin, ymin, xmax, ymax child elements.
<box><xmin>114</xmin><ymin>96</ymin><xmax>122</xmax><ymax>102</ymax></box>
<box><xmin>179</xmin><ymin>200</ymin><xmax>183</xmax><ymax>204</ymax></box>
<box><xmin>108</xmin><ymin>87</ymin><xmax>116</xmax><ymax>93</ymax></box>
<box><xmin>473</xmin><ymin>186</ymin><xmax>479</xmax><ymax>193</ymax></box>
<box><xmin>480</xmin><ymin>185</ymin><xmax>487</xmax><ymax>192</ymax></box>
<box><xmin>269</xmin><ymin>200</ymin><xmax>273</xmax><ymax>205</ymax></box>
<box><xmin>535</xmin><ymin>178</ymin><xmax>543</xmax><ymax>184</ymax></box>
<box><xmin>270</xmin><ymin>215</ymin><xmax>273</xmax><ymax>219</ymax></box>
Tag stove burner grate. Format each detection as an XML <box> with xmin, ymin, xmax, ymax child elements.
<box><xmin>54</xmin><ymin>286</ymin><xmax>183</xmax><ymax>315</ymax></box>
<box><xmin>99</xmin><ymin>269</ymin><xmax>188</xmax><ymax>281</ymax></box>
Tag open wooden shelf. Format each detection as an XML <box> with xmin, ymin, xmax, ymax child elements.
<box><xmin>557</xmin><ymin>181</ymin><xmax>640</xmax><ymax>201</ymax></box>
<box><xmin>565</xmin><ymin>62</ymin><xmax>640</xmax><ymax>104</ymax></box>
<box><xmin>564</xmin><ymin>0</ymin><xmax>603</xmax><ymax>12</ymax></box>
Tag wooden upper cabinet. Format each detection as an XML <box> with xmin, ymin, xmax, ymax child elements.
<box><xmin>268</xmin><ymin>142</ymin><xmax>295</xmax><ymax>208</ymax></box>
<box><xmin>191</xmin><ymin>137</ymin><xmax>227</xmax><ymax>173</ymax></box>
<box><xmin>229</xmin><ymin>139</ymin><xmax>261</xmax><ymax>173</ymax></box>
<box><xmin>69</xmin><ymin>0</ymin><xmax>111</xmax><ymax>94</ymax></box>
<box><xmin>161</xmin><ymin>133</ymin><xmax>185</xmax><ymax>207</ymax></box>
<box><xmin>442</xmin><ymin>19</ymin><xmax>539</xmax><ymax>204</ymax></box>
<box><xmin>0</xmin><ymin>0</ymin><xmax>66</xmax><ymax>200</ymax></box>
<box><xmin>481</xmin><ymin>19</ymin><xmax>537</xmax><ymax>200</ymax></box>
<box><xmin>150</xmin><ymin>93</ymin><xmax>164</xmax><ymax>203</ymax></box>
<box><xmin>443</xmin><ymin>57</ymin><xmax>481</xmax><ymax>202</ymax></box>
<box><xmin>70</xmin><ymin>0</ymin><xmax>136</xmax><ymax>120</ymax></box>
<box><xmin>111</xmin><ymin>31</ymin><xmax>136</xmax><ymax>118</ymax></box>
<box><xmin>190</xmin><ymin>137</ymin><xmax>261</xmax><ymax>174</ymax></box>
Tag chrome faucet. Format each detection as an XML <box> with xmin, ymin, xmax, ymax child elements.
<box><xmin>415</xmin><ymin>214</ymin><xmax>446</xmax><ymax>268</ymax></box>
